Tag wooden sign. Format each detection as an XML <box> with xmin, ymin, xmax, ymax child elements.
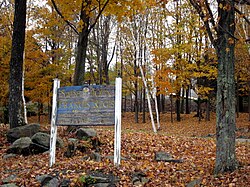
<box><xmin>49</xmin><ymin>78</ymin><xmax>122</xmax><ymax>167</ymax></box>
<box><xmin>56</xmin><ymin>85</ymin><xmax>115</xmax><ymax>126</ymax></box>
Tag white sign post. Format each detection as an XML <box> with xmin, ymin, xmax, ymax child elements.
<box><xmin>49</xmin><ymin>78</ymin><xmax>122</xmax><ymax>167</ymax></box>
<box><xmin>49</xmin><ymin>78</ymin><xmax>60</xmax><ymax>167</ymax></box>
<box><xmin>114</xmin><ymin>77</ymin><xmax>122</xmax><ymax>166</ymax></box>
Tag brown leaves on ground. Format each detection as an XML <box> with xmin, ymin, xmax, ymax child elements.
<box><xmin>0</xmin><ymin>112</ymin><xmax>249</xmax><ymax>186</ymax></box>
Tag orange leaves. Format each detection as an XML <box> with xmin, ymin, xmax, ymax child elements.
<box><xmin>151</xmin><ymin>48</ymin><xmax>171</xmax><ymax>65</ymax></box>
<box><xmin>0</xmin><ymin>113</ymin><xmax>250</xmax><ymax>186</ymax></box>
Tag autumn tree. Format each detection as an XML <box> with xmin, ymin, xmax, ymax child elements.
<box><xmin>87</xmin><ymin>14</ymin><xmax>115</xmax><ymax>85</ymax></box>
<box><xmin>50</xmin><ymin>0</ymin><xmax>109</xmax><ymax>86</ymax></box>
<box><xmin>9</xmin><ymin>0</ymin><xmax>27</xmax><ymax>128</ymax></box>
<box><xmin>0</xmin><ymin>1</ymin><xmax>13</xmax><ymax>124</ymax></box>
<box><xmin>189</xmin><ymin>0</ymin><xmax>243</xmax><ymax>174</ymax></box>
<box><xmin>234</xmin><ymin>4</ymin><xmax>250</xmax><ymax>120</ymax></box>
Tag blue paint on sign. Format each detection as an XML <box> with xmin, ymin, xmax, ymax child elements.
<box><xmin>56</xmin><ymin>85</ymin><xmax>115</xmax><ymax>126</ymax></box>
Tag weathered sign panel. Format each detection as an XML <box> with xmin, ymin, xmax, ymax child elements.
<box><xmin>56</xmin><ymin>85</ymin><xmax>115</xmax><ymax>126</ymax></box>
<box><xmin>50</xmin><ymin>78</ymin><xmax>122</xmax><ymax>167</ymax></box>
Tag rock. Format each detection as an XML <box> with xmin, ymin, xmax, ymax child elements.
<box><xmin>0</xmin><ymin>184</ymin><xmax>18</xmax><ymax>187</ymax></box>
<box><xmin>30</xmin><ymin>142</ymin><xmax>49</xmax><ymax>154</ymax></box>
<box><xmin>2</xmin><ymin>175</ymin><xmax>17</xmax><ymax>184</ymax></box>
<box><xmin>132</xmin><ymin>171</ymin><xmax>149</xmax><ymax>186</ymax></box>
<box><xmin>6</xmin><ymin>137</ymin><xmax>32</xmax><ymax>156</ymax></box>
<box><xmin>2</xmin><ymin>153</ymin><xmax>17</xmax><ymax>159</ymax></box>
<box><xmin>89</xmin><ymin>183</ymin><xmax>110</xmax><ymax>187</ymax></box>
<box><xmin>6</xmin><ymin>124</ymin><xmax>40</xmax><ymax>143</ymax></box>
<box><xmin>42</xmin><ymin>178</ymin><xmax>59</xmax><ymax>187</ymax></box>
<box><xmin>31</xmin><ymin>132</ymin><xmax>64</xmax><ymax>149</ymax></box>
<box><xmin>104</xmin><ymin>155</ymin><xmax>129</xmax><ymax>161</ymax></box>
<box><xmin>79</xmin><ymin>172</ymin><xmax>119</xmax><ymax>187</ymax></box>
<box><xmin>36</xmin><ymin>175</ymin><xmax>53</xmax><ymax>183</ymax></box>
<box><xmin>60</xmin><ymin>179</ymin><xmax>70</xmax><ymax>187</ymax></box>
<box><xmin>36</xmin><ymin>175</ymin><xmax>59</xmax><ymax>187</ymax></box>
<box><xmin>76</xmin><ymin>128</ymin><xmax>97</xmax><ymax>139</ymax></box>
<box><xmin>56</xmin><ymin>137</ymin><xmax>64</xmax><ymax>148</ymax></box>
<box><xmin>31</xmin><ymin>132</ymin><xmax>50</xmax><ymax>148</ymax></box>
<box><xmin>186</xmin><ymin>178</ymin><xmax>202</xmax><ymax>187</ymax></box>
<box><xmin>68</xmin><ymin>138</ymin><xmax>79</xmax><ymax>144</ymax></box>
<box><xmin>82</xmin><ymin>152</ymin><xmax>101</xmax><ymax>162</ymax></box>
<box><xmin>91</xmin><ymin>137</ymin><xmax>102</xmax><ymax>150</ymax></box>
<box><xmin>204</xmin><ymin>133</ymin><xmax>215</xmax><ymax>138</ymax></box>
<box><xmin>64</xmin><ymin>139</ymin><xmax>78</xmax><ymax>158</ymax></box>
<box><xmin>155</xmin><ymin>152</ymin><xmax>172</xmax><ymax>161</ymax></box>
<box><xmin>155</xmin><ymin>152</ymin><xmax>183</xmax><ymax>163</ymax></box>
<box><xmin>236</xmin><ymin>138</ymin><xmax>250</xmax><ymax>143</ymax></box>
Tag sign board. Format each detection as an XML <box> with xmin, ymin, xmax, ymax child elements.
<box><xmin>56</xmin><ymin>85</ymin><xmax>115</xmax><ymax>126</ymax></box>
<box><xmin>49</xmin><ymin>78</ymin><xmax>122</xmax><ymax>167</ymax></box>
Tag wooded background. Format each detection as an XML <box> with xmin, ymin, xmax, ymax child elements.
<box><xmin>1</xmin><ymin>0</ymin><xmax>249</xmax><ymax>124</ymax></box>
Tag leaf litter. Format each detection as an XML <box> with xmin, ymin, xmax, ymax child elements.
<box><xmin>0</xmin><ymin>113</ymin><xmax>249</xmax><ymax>186</ymax></box>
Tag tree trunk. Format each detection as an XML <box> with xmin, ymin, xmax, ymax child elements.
<box><xmin>9</xmin><ymin>0</ymin><xmax>27</xmax><ymax>128</ymax></box>
<box><xmin>186</xmin><ymin>86</ymin><xmax>190</xmax><ymax>114</ymax></box>
<box><xmin>214</xmin><ymin>0</ymin><xmax>237</xmax><ymax>174</ymax></box>
<box><xmin>134</xmin><ymin>87</ymin><xmax>139</xmax><ymax>123</ymax></box>
<box><xmin>176</xmin><ymin>91</ymin><xmax>181</xmax><ymax>122</ymax></box>
<box><xmin>73</xmin><ymin>1</ymin><xmax>91</xmax><ymax>86</ymax></box>
<box><xmin>236</xmin><ymin>78</ymin><xmax>239</xmax><ymax>118</ymax></box>
<box><xmin>170</xmin><ymin>94</ymin><xmax>173</xmax><ymax>123</ymax></box>
<box><xmin>248</xmin><ymin>88</ymin><xmax>250</xmax><ymax>121</ymax></box>
<box><xmin>181</xmin><ymin>88</ymin><xmax>185</xmax><ymax>114</ymax></box>
<box><xmin>102</xmin><ymin>16</ymin><xmax>111</xmax><ymax>85</ymax></box>
<box><xmin>143</xmin><ymin>87</ymin><xmax>146</xmax><ymax>123</ymax></box>
<box><xmin>197</xmin><ymin>97</ymin><xmax>202</xmax><ymax>122</ymax></box>
<box><xmin>161</xmin><ymin>94</ymin><xmax>165</xmax><ymax>113</ymax></box>
<box><xmin>73</xmin><ymin>30</ymin><xmax>89</xmax><ymax>86</ymax></box>
<box><xmin>206</xmin><ymin>98</ymin><xmax>210</xmax><ymax>121</ymax></box>
<box><xmin>134</xmin><ymin>53</ymin><xmax>139</xmax><ymax>123</ymax></box>
<box><xmin>124</xmin><ymin>94</ymin><xmax>127</xmax><ymax>112</ymax></box>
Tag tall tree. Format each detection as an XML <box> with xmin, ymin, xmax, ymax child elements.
<box><xmin>189</xmin><ymin>0</ymin><xmax>239</xmax><ymax>174</ymax></box>
<box><xmin>9</xmin><ymin>0</ymin><xmax>27</xmax><ymax>128</ymax></box>
<box><xmin>51</xmin><ymin>0</ymin><xmax>109</xmax><ymax>86</ymax></box>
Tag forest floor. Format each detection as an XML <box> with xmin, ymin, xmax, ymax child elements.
<box><xmin>0</xmin><ymin>112</ymin><xmax>249</xmax><ymax>186</ymax></box>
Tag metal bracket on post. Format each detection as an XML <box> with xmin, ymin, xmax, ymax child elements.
<box><xmin>49</xmin><ymin>78</ymin><xmax>60</xmax><ymax>167</ymax></box>
<box><xmin>114</xmin><ymin>77</ymin><xmax>122</xmax><ymax>166</ymax></box>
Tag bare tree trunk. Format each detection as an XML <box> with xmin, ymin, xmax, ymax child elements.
<box><xmin>214</xmin><ymin>0</ymin><xmax>237</xmax><ymax>174</ymax></box>
<box><xmin>176</xmin><ymin>91</ymin><xmax>181</xmax><ymax>122</ymax></box>
<box><xmin>181</xmin><ymin>88</ymin><xmax>185</xmax><ymax>114</ymax></box>
<box><xmin>9</xmin><ymin>0</ymin><xmax>27</xmax><ymax>128</ymax></box>
<box><xmin>248</xmin><ymin>87</ymin><xmax>250</xmax><ymax>121</ymax></box>
<box><xmin>236</xmin><ymin>78</ymin><xmax>239</xmax><ymax>118</ymax></box>
<box><xmin>189</xmin><ymin>0</ymin><xmax>237</xmax><ymax>174</ymax></box>
<box><xmin>205</xmin><ymin>98</ymin><xmax>210</xmax><ymax>121</ymax></box>
<box><xmin>170</xmin><ymin>94</ymin><xmax>173</xmax><ymax>123</ymax></box>
<box><xmin>134</xmin><ymin>53</ymin><xmax>139</xmax><ymax>123</ymax></box>
<box><xmin>186</xmin><ymin>86</ymin><xmax>190</xmax><ymax>114</ymax></box>
<box><xmin>124</xmin><ymin>95</ymin><xmax>127</xmax><ymax>112</ymax></box>
<box><xmin>143</xmin><ymin>87</ymin><xmax>146</xmax><ymax>123</ymax></box>
<box><xmin>73</xmin><ymin>30</ymin><xmax>89</xmax><ymax>86</ymax></box>
<box><xmin>139</xmin><ymin>65</ymin><xmax>157</xmax><ymax>133</ymax></box>
<box><xmin>197</xmin><ymin>97</ymin><xmax>202</xmax><ymax>122</ymax></box>
<box><xmin>161</xmin><ymin>94</ymin><xmax>165</xmax><ymax>114</ymax></box>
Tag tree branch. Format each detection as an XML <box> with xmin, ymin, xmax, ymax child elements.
<box><xmin>50</xmin><ymin>0</ymin><xmax>79</xmax><ymax>35</ymax></box>
<box><xmin>108</xmin><ymin>45</ymin><xmax>116</xmax><ymax>67</ymax></box>
<box><xmin>188</xmin><ymin>0</ymin><xmax>216</xmax><ymax>47</ymax></box>
<box><xmin>217</xmin><ymin>24</ymin><xmax>239</xmax><ymax>40</ymax></box>
<box><xmin>235</xmin><ymin>6</ymin><xmax>250</xmax><ymax>25</ymax></box>
<box><xmin>204</xmin><ymin>0</ymin><xmax>217</xmax><ymax>31</ymax></box>
<box><xmin>88</xmin><ymin>0</ymin><xmax>110</xmax><ymax>33</ymax></box>
<box><xmin>235</xmin><ymin>0</ymin><xmax>250</xmax><ymax>5</ymax></box>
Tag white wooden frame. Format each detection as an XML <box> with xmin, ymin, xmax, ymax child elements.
<box><xmin>49</xmin><ymin>78</ymin><xmax>122</xmax><ymax>167</ymax></box>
